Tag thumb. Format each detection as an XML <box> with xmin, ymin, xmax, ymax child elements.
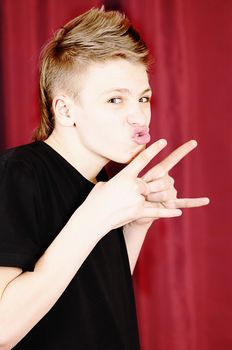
<box><xmin>136</xmin><ymin>178</ymin><xmax>149</xmax><ymax>196</ymax></box>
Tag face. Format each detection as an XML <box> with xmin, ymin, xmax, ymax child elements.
<box><xmin>69</xmin><ymin>59</ymin><xmax>152</xmax><ymax>164</ymax></box>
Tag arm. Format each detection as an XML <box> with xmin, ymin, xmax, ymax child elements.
<box><xmin>123</xmin><ymin>221</ymin><xmax>152</xmax><ymax>274</ymax></box>
<box><xmin>0</xmin><ymin>204</ymin><xmax>108</xmax><ymax>349</ymax></box>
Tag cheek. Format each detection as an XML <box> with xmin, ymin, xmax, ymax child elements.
<box><xmin>79</xmin><ymin>119</ymin><xmax>117</xmax><ymax>146</ymax></box>
<box><xmin>146</xmin><ymin>108</ymin><xmax>151</xmax><ymax>124</ymax></box>
<box><xmin>77</xmin><ymin>109</ymin><xmax>125</xmax><ymax>146</ymax></box>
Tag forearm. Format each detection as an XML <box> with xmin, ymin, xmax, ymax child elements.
<box><xmin>123</xmin><ymin>221</ymin><xmax>153</xmax><ymax>274</ymax></box>
<box><xmin>0</xmin><ymin>204</ymin><xmax>107</xmax><ymax>349</ymax></box>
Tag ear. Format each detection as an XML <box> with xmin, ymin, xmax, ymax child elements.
<box><xmin>52</xmin><ymin>95</ymin><xmax>76</xmax><ymax>127</ymax></box>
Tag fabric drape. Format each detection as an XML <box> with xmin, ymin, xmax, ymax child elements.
<box><xmin>1</xmin><ymin>1</ymin><xmax>231</xmax><ymax>349</ymax></box>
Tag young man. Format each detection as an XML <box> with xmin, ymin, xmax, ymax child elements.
<box><xmin>0</xmin><ymin>8</ymin><xmax>209</xmax><ymax>349</ymax></box>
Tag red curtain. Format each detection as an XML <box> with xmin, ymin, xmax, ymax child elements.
<box><xmin>1</xmin><ymin>1</ymin><xmax>231</xmax><ymax>349</ymax></box>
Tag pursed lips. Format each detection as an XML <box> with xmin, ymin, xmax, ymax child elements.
<box><xmin>132</xmin><ymin>127</ymin><xmax>151</xmax><ymax>145</ymax></box>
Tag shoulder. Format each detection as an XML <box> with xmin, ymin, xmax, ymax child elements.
<box><xmin>0</xmin><ymin>142</ymin><xmax>40</xmax><ymax>165</ymax></box>
<box><xmin>0</xmin><ymin>142</ymin><xmax>43</xmax><ymax>188</ymax></box>
<box><xmin>0</xmin><ymin>142</ymin><xmax>48</xmax><ymax>176</ymax></box>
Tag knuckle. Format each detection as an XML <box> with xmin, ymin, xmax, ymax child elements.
<box><xmin>136</xmin><ymin>178</ymin><xmax>149</xmax><ymax>194</ymax></box>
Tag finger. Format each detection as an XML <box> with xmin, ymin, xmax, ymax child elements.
<box><xmin>147</xmin><ymin>189</ymin><xmax>177</xmax><ymax>202</ymax></box>
<box><xmin>163</xmin><ymin>197</ymin><xmax>210</xmax><ymax>209</ymax></box>
<box><xmin>136</xmin><ymin>178</ymin><xmax>149</xmax><ymax>196</ymax></box>
<box><xmin>143</xmin><ymin>140</ymin><xmax>198</xmax><ymax>180</ymax></box>
<box><xmin>141</xmin><ymin>203</ymin><xmax>182</xmax><ymax>218</ymax></box>
<box><xmin>146</xmin><ymin>175</ymin><xmax>174</xmax><ymax>193</ymax></box>
<box><xmin>123</xmin><ymin>139</ymin><xmax>167</xmax><ymax>177</ymax></box>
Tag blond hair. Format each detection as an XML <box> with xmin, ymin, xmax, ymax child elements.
<box><xmin>33</xmin><ymin>7</ymin><xmax>150</xmax><ymax>141</ymax></box>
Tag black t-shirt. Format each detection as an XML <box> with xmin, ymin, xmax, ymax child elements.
<box><xmin>0</xmin><ymin>141</ymin><xmax>140</xmax><ymax>349</ymax></box>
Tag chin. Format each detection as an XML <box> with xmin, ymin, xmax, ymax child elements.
<box><xmin>115</xmin><ymin>146</ymin><xmax>145</xmax><ymax>164</ymax></box>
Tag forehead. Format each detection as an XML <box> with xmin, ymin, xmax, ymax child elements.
<box><xmin>76</xmin><ymin>59</ymin><xmax>150</xmax><ymax>95</ymax></box>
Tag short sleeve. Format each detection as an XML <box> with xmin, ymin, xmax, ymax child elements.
<box><xmin>0</xmin><ymin>157</ymin><xmax>41</xmax><ymax>271</ymax></box>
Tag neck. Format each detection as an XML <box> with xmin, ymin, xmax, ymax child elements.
<box><xmin>44</xmin><ymin>130</ymin><xmax>109</xmax><ymax>184</ymax></box>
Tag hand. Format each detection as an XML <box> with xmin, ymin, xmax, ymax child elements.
<box><xmin>83</xmin><ymin>139</ymin><xmax>183</xmax><ymax>234</ymax></box>
<box><xmin>132</xmin><ymin>139</ymin><xmax>210</xmax><ymax>225</ymax></box>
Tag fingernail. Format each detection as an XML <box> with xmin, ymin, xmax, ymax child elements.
<box><xmin>191</xmin><ymin>140</ymin><xmax>198</xmax><ymax>147</ymax></box>
<box><xmin>158</xmin><ymin>139</ymin><xmax>167</xmax><ymax>147</ymax></box>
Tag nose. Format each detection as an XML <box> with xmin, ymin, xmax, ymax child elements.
<box><xmin>126</xmin><ymin>103</ymin><xmax>150</xmax><ymax>126</ymax></box>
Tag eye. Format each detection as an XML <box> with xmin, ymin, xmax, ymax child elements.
<box><xmin>107</xmin><ymin>97</ymin><xmax>122</xmax><ymax>104</ymax></box>
<box><xmin>139</xmin><ymin>96</ymin><xmax>151</xmax><ymax>103</ymax></box>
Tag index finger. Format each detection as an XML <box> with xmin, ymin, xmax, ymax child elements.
<box><xmin>145</xmin><ymin>140</ymin><xmax>198</xmax><ymax>179</ymax></box>
<box><xmin>123</xmin><ymin>139</ymin><xmax>167</xmax><ymax>176</ymax></box>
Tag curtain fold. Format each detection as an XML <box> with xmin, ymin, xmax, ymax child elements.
<box><xmin>122</xmin><ymin>1</ymin><xmax>232</xmax><ymax>349</ymax></box>
<box><xmin>1</xmin><ymin>1</ymin><xmax>231</xmax><ymax>349</ymax></box>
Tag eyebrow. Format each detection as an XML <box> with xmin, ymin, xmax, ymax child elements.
<box><xmin>101</xmin><ymin>87</ymin><xmax>152</xmax><ymax>96</ymax></box>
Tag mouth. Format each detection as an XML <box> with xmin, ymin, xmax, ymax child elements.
<box><xmin>132</xmin><ymin>127</ymin><xmax>151</xmax><ymax>145</ymax></box>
